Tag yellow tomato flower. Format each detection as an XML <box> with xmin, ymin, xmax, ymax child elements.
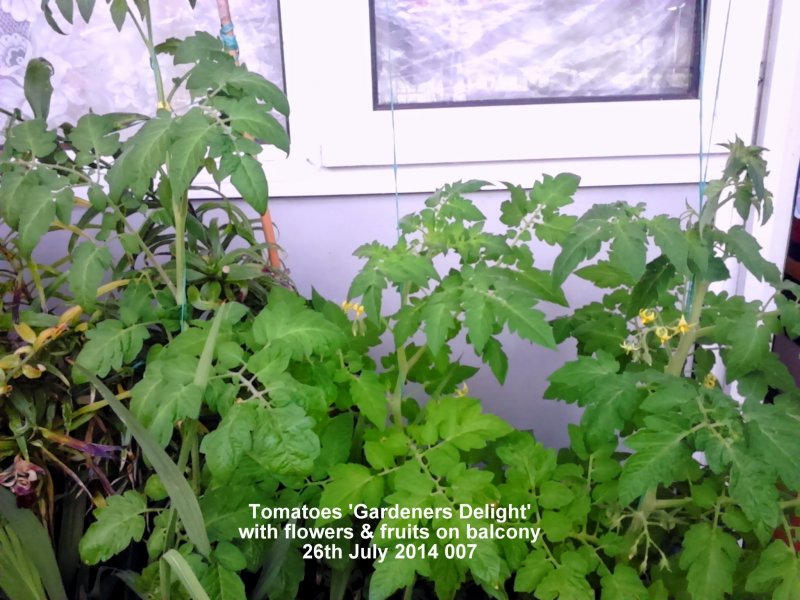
<box><xmin>454</xmin><ymin>383</ymin><xmax>469</xmax><ymax>398</ymax></box>
<box><xmin>673</xmin><ymin>315</ymin><xmax>692</xmax><ymax>335</ymax></box>
<box><xmin>639</xmin><ymin>308</ymin><xmax>657</xmax><ymax>325</ymax></box>
<box><xmin>655</xmin><ymin>326</ymin><xmax>672</xmax><ymax>344</ymax></box>
<box><xmin>620</xmin><ymin>339</ymin><xmax>639</xmax><ymax>355</ymax></box>
<box><xmin>703</xmin><ymin>373</ymin><xmax>717</xmax><ymax>389</ymax></box>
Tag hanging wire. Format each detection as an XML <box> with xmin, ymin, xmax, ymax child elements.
<box><xmin>383</xmin><ymin>0</ymin><xmax>402</xmax><ymax>241</ymax></box>
<box><xmin>687</xmin><ymin>0</ymin><xmax>732</xmax><ymax>313</ymax></box>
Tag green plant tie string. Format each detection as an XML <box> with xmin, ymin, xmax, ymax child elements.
<box><xmin>687</xmin><ymin>0</ymin><xmax>730</xmax><ymax>314</ymax></box>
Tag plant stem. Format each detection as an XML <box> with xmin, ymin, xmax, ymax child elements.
<box><xmin>666</xmin><ymin>280</ymin><xmax>709</xmax><ymax>376</ymax></box>
<box><xmin>173</xmin><ymin>197</ymin><xmax>188</xmax><ymax>327</ymax></box>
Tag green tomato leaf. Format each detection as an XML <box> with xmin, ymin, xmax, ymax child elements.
<box><xmin>600</xmin><ymin>565</ymin><xmax>648</xmax><ymax>600</ymax></box>
<box><xmin>230</xmin><ymin>154</ymin><xmax>268</xmax><ymax>214</ymax></box>
<box><xmin>746</xmin><ymin>541</ymin><xmax>800</xmax><ymax>600</ymax></box>
<box><xmin>24</xmin><ymin>58</ymin><xmax>54</xmax><ymax>121</ymax></box>
<box><xmin>73</xmin><ymin>320</ymin><xmax>150</xmax><ymax>382</ymax></box>
<box><xmin>678</xmin><ymin>523</ymin><xmax>741</xmax><ymax>600</ymax></box>
<box><xmin>618</xmin><ymin>427</ymin><xmax>691</xmax><ymax>504</ymax></box>
<box><xmin>17</xmin><ymin>184</ymin><xmax>55</xmax><ymax>256</ymax></box>
<box><xmin>350</xmin><ymin>371</ymin><xmax>388</xmax><ymax>430</ymax></box>
<box><xmin>319</xmin><ymin>463</ymin><xmax>384</xmax><ymax>521</ymax></box>
<box><xmin>79</xmin><ymin>491</ymin><xmax>147</xmax><ymax>565</ymax></box>
<box><xmin>68</xmin><ymin>242</ymin><xmax>112</xmax><ymax>309</ymax></box>
<box><xmin>8</xmin><ymin>119</ymin><xmax>56</xmax><ymax>157</ymax></box>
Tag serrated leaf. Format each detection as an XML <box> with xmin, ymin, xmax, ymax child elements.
<box><xmin>369</xmin><ymin>550</ymin><xmax>422</xmax><ymax>600</ymax></box>
<box><xmin>482</xmin><ymin>337</ymin><xmax>508</xmax><ymax>384</ymax></box>
<box><xmin>649</xmin><ymin>215</ymin><xmax>690</xmax><ymax>276</ymax></box>
<box><xmin>530</xmin><ymin>173</ymin><xmax>580</xmax><ymax>208</ymax></box>
<box><xmin>350</xmin><ymin>371</ymin><xmax>387</xmax><ymax>429</ymax></box>
<box><xmin>107</xmin><ymin>113</ymin><xmax>172</xmax><ymax>199</ymax></box>
<box><xmin>131</xmin><ymin>356</ymin><xmax>203</xmax><ymax>447</ymax></box>
<box><xmin>575</xmin><ymin>262</ymin><xmax>635</xmax><ymax>288</ymax></box>
<box><xmin>422</xmin><ymin>292</ymin><xmax>455</xmax><ymax>354</ymax></box>
<box><xmin>626</xmin><ymin>255</ymin><xmax>675</xmax><ymax>318</ymax></box>
<box><xmin>213</xmin><ymin>96</ymin><xmax>289</xmax><ymax>153</ymax></box>
<box><xmin>678</xmin><ymin>523</ymin><xmax>740</xmax><ymax>600</ymax></box>
<box><xmin>320</xmin><ymin>464</ymin><xmax>384</xmax><ymax>519</ymax></box>
<box><xmin>168</xmin><ymin>108</ymin><xmax>214</xmax><ymax>196</ymax></box>
<box><xmin>618</xmin><ymin>428</ymin><xmax>691</xmax><ymax>504</ymax></box>
<box><xmin>24</xmin><ymin>58</ymin><xmax>53</xmax><ymax>121</ymax></box>
<box><xmin>536</xmin><ymin>213</ymin><xmax>577</xmax><ymax>246</ymax></box>
<box><xmin>723</xmin><ymin>225</ymin><xmax>781</xmax><ymax>283</ymax></box>
<box><xmin>482</xmin><ymin>292</ymin><xmax>555</xmax><ymax>348</ymax></box>
<box><xmin>8</xmin><ymin>119</ymin><xmax>56</xmax><ymax>157</ymax></box>
<box><xmin>746</xmin><ymin>541</ymin><xmax>800</xmax><ymax>600</ymax></box>
<box><xmin>462</xmin><ymin>287</ymin><xmax>493</xmax><ymax>353</ymax></box>
<box><xmin>251</xmin><ymin>287</ymin><xmax>344</xmax><ymax>360</ymax></box>
<box><xmin>187</xmin><ymin>61</ymin><xmax>289</xmax><ymax>116</ymax></box>
<box><xmin>17</xmin><ymin>185</ymin><xmax>54</xmax><ymax>255</ymax></box>
<box><xmin>79</xmin><ymin>491</ymin><xmax>147</xmax><ymax>564</ymax></box>
<box><xmin>745</xmin><ymin>398</ymin><xmax>800</xmax><ymax>489</ymax></box>
<box><xmin>422</xmin><ymin>397</ymin><xmax>512</xmax><ymax>450</ymax></box>
<box><xmin>173</xmin><ymin>31</ymin><xmax>225</xmax><ymax>64</ymax></box>
<box><xmin>200</xmin><ymin>565</ymin><xmax>245</xmax><ymax>600</ymax></box>
<box><xmin>68</xmin><ymin>242</ymin><xmax>112</xmax><ymax>309</ymax></box>
<box><xmin>609</xmin><ymin>219</ymin><xmax>647</xmax><ymax>281</ymax></box>
<box><xmin>600</xmin><ymin>565</ymin><xmax>648</xmax><ymax>600</ymax></box>
<box><xmin>70</xmin><ymin>113</ymin><xmax>121</xmax><ymax>156</ymax></box>
<box><xmin>230</xmin><ymin>154</ymin><xmax>267</xmax><ymax>214</ymax></box>
<box><xmin>514</xmin><ymin>549</ymin><xmax>554</xmax><ymax>592</ymax></box>
<box><xmin>74</xmin><ymin>320</ymin><xmax>149</xmax><ymax>382</ymax></box>
<box><xmin>720</xmin><ymin>314</ymin><xmax>770</xmax><ymax>380</ymax></box>
<box><xmin>552</xmin><ymin>216</ymin><xmax>612</xmax><ymax>285</ymax></box>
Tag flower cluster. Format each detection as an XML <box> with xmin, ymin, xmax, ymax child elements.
<box><xmin>621</xmin><ymin>309</ymin><xmax>696</xmax><ymax>365</ymax></box>
<box><xmin>341</xmin><ymin>300</ymin><xmax>367</xmax><ymax>336</ymax></box>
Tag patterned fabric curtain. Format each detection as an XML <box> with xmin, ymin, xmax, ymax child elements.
<box><xmin>0</xmin><ymin>0</ymin><xmax>283</xmax><ymax>125</ymax></box>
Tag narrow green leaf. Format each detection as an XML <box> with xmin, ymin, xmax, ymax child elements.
<box><xmin>76</xmin><ymin>0</ymin><xmax>95</xmax><ymax>22</ymax></box>
<box><xmin>75</xmin><ymin>368</ymin><xmax>211</xmax><ymax>558</ymax></box>
<box><xmin>0</xmin><ymin>488</ymin><xmax>68</xmax><ymax>600</ymax></box>
<box><xmin>54</xmin><ymin>0</ymin><xmax>73</xmax><ymax>22</ymax></box>
<box><xmin>109</xmin><ymin>0</ymin><xmax>126</xmax><ymax>30</ymax></box>
<box><xmin>162</xmin><ymin>550</ymin><xmax>211</xmax><ymax>600</ymax></box>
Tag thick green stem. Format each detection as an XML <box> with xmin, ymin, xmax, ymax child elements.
<box><xmin>173</xmin><ymin>198</ymin><xmax>188</xmax><ymax>326</ymax></box>
<box><xmin>666</xmin><ymin>280</ymin><xmax>710</xmax><ymax>376</ymax></box>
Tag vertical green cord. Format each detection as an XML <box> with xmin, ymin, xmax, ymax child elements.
<box><xmin>383</xmin><ymin>0</ymin><xmax>402</xmax><ymax>241</ymax></box>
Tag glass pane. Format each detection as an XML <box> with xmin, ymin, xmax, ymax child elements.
<box><xmin>0</xmin><ymin>2</ymin><xmax>284</xmax><ymax>125</ymax></box>
<box><xmin>373</xmin><ymin>0</ymin><xmax>699</xmax><ymax>108</ymax></box>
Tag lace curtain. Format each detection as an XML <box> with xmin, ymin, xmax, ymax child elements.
<box><xmin>0</xmin><ymin>0</ymin><xmax>283</xmax><ymax>125</ymax></box>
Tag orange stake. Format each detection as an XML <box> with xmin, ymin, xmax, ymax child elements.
<box><xmin>215</xmin><ymin>0</ymin><xmax>282</xmax><ymax>271</ymax></box>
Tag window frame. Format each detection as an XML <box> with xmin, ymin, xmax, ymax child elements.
<box><xmin>259</xmin><ymin>0</ymin><xmax>768</xmax><ymax>197</ymax></box>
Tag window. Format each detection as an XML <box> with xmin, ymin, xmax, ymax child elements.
<box><xmin>277</xmin><ymin>0</ymin><xmax>769</xmax><ymax>192</ymax></box>
<box><xmin>372</xmin><ymin>0</ymin><xmax>700</xmax><ymax>109</ymax></box>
